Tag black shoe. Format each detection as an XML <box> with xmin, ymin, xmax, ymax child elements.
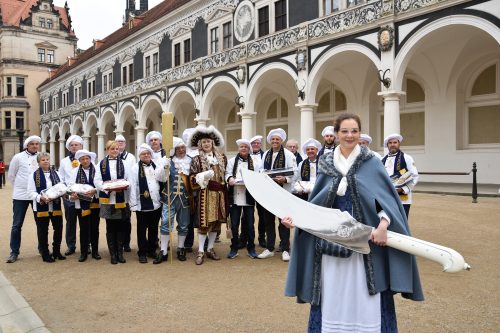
<box><xmin>123</xmin><ymin>245</ymin><xmax>132</xmax><ymax>253</ymax></box>
<box><xmin>110</xmin><ymin>253</ymin><xmax>118</xmax><ymax>265</ymax></box>
<box><xmin>53</xmin><ymin>252</ymin><xmax>66</xmax><ymax>260</ymax></box>
<box><xmin>64</xmin><ymin>249</ymin><xmax>75</xmax><ymax>256</ymax></box>
<box><xmin>177</xmin><ymin>248</ymin><xmax>186</xmax><ymax>261</ymax></box>
<box><xmin>6</xmin><ymin>254</ymin><xmax>18</xmax><ymax>263</ymax></box>
<box><xmin>78</xmin><ymin>254</ymin><xmax>88</xmax><ymax>262</ymax></box>
<box><xmin>185</xmin><ymin>247</ymin><xmax>193</xmax><ymax>253</ymax></box>
<box><xmin>139</xmin><ymin>255</ymin><xmax>148</xmax><ymax>264</ymax></box>
<box><xmin>117</xmin><ymin>251</ymin><xmax>126</xmax><ymax>264</ymax></box>
<box><xmin>91</xmin><ymin>252</ymin><xmax>102</xmax><ymax>260</ymax></box>
<box><xmin>153</xmin><ymin>252</ymin><xmax>168</xmax><ymax>264</ymax></box>
<box><xmin>42</xmin><ymin>254</ymin><xmax>55</xmax><ymax>263</ymax></box>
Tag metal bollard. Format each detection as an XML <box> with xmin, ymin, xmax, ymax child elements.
<box><xmin>472</xmin><ymin>162</ymin><xmax>478</xmax><ymax>203</ymax></box>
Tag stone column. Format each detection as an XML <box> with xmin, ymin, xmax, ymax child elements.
<box><xmin>135</xmin><ymin>126</ymin><xmax>147</xmax><ymax>149</ymax></box>
<box><xmin>378</xmin><ymin>91</ymin><xmax>405</xmax><ymax>141</ymax></box>
<box><xmin>97</xmin><ymin>133</ymin><xmax>106</xmax><ymax>161</ymax></box>
<box><xmin>49</xmin><ymin>140</ymin><xmax>56</xmax><ymax>166</ymax></box>
<box><xmin>239</xmin><ymin>112</ymin><xmax>256</xmax><ymax>139</ymax></box>
<box><xmin>296</xmin><ymin>103</ymin><xmax>317</xmax><ymax>145</ymax></box>
<box><xmin>41</xmin><ymin>142</ymin><xmax>47</xmax><ymax>153</ymax></box>
<box><xmin>59</xmin><ymin>139</ymin><xmax>65</xmax><ymax>160</ymax></box>
<box><xmin>82</xmin><ymin>136</ymin><xmax>90</xmax><ymax>151</ymax></box>
<box><xmin>195</xmin><ymin>118</ymin><xmax>210</xmax><ymax>127</ymax></box>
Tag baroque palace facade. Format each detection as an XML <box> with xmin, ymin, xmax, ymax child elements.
<box><xmin>0</xmin><ymin>0</ymin><xmax>77</xmax><ymax>163</ymax></box>
<box><xmin>39</xmin><ymin>0</ymin><xmax>499</xmax><ymax>184</ymax></box>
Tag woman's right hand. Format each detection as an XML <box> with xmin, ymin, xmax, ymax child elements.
<box><xmin>281</xmin><ymin>216</ymin><xmax>294</xmax><ymax>229</ymax></box>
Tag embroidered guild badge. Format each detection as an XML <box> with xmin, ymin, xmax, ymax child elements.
<box><xmin>72</xmin><ymin>160</ymin><xmax>79</xmax><ymax>168</ymax></box>
<box><xmin>143</xmin><ymin>190</ymin><xmax>150</xmax><ymax>198</ymax></box>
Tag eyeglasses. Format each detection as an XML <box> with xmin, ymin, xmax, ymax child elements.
<box><xmin>338</xmin><ymin>128</ymin><xmax>360</xmax><ymax>135</ymax></box>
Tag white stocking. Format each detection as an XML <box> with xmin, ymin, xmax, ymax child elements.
<box><xmin>207</xmin><ymin>232</ymin><xmax>217</xmax><ymax>250</ymax></box>
<box><xmin>198</xmin><ymin>234</ymin><xmax>207</xmax><ymax>253</ymax></box>
<box><xmin>160</xmin><ymin>234</ymin><xmax>169</xmax><ymax>255</ymax></box>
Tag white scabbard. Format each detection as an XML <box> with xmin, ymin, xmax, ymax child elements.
<box><xmin>386</xmin><ymin>231</ymin><xmax>471</xmax><ymax>273</ymax></box>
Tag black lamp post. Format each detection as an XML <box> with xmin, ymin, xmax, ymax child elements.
<box><xmin>16</xmin><ymin>128</ymin><xmax>25</xmax><ymax>152</ymax></box>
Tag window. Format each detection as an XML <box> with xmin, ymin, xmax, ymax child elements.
<box><xmin>16</xmin><ymin>78</ymin><xmax>25</xmax><ymax>97</ymax></box>
<box><xmin>316</xmin><ymin>85</ymin><xmax>347</xmax><ymax>141</ymax></box>
<box><xmin>87</xmin><ymin>79</ymin><xmax>96</xmax><ymax>98</ymax></box>
<box><xmin>38</xmin><ymin>48</ymin><xmax>45</xmax><ymax>62</ymax></box>
<box><xmin>322</xmin><ymin>0</ymin><xmax>341</xmax><ymax>15</ymax></box>
<box><xmin>466</xmin><ymin>63</ymin><xmax>500</xmax><ymax>145</ymax></box>
<box><xmin>47</xmin><ymin>50</ymin><xmax>54</xmax><ymax>63</ymax></box>
<box><xmin>43</xmin><ymin>99</ymin><xmax>49</xmax><ymax>113</ymax></box>
<box><xmin>274</xmin><ymin>0</ymin><xmax>287</xmax><ymax>31</ymax></box>
<box><xmin>62</xmin><ymin>91</ymin><xmax>68</xmax><ymax>107</ymax></box>
<box><xmin>52</xmin><ymin>95</ymin><xmax>58</xmax><ymax>110</ymax></box>
<box><xmin>74</xmin><ymin>85</ymin><xmax>81</xmax><ymax>103</ymax></box>
<box><xmin>39</xmin><ymin>18</ymin><xmax>46</xmax><ymax>28</ymax></box>
<box><xmin>47</xmin><ymin>19</ymin><xmax>53</xmax><ymax>29</ymax></box>
<box><xmin>223</xmin><ymin>22</ymin><xmax>232</xmax><ymax>49</ymax></box>
<box><xmin>184</xmin><ymin>39</ymin><xmax>191</xmax><ymax>63</ymax></box>
<box><xmin>258</xmin><ymin>6</ymin><xmax>270</xmax><ymax>37</ymax></box>
<box><xmin>121</xmin><ymin>62</ymin><xmax>134</xmax><ymax>85</ymax></box>
<box><xmin>145</xmin><ymin>56</ymin><xmax>151</xmax><ymax>77</ymax></box>
<box><xmin>153</xmin><ymin>52</ymin><xmax>159</xmax><ymax>74</ymax></box>
<box><xmin>174</xmin><ymin>43</ymin><xmax>181</xmax><ymax>67</ymax></box>
<box><xmin>5</xmin><ymin>111</ymin><xmax>12</xmax><ymax>129</ymax></box>
<box><xmin>210</xmin><ymin>27</ymin><xmax>219</xmax><ymax>54</ymax></box>
<box><xmin>6</xmin><ymin>77</ymin><xmax>13</xmax><ymax>96</ymax></box>
<box><xmin>103</xmin><ymin>72</ymin><xmax>113</xmax><ymax>93</ymax></box>
<box><xmin>16</xmin><ymin>112</ymin><xmax>24</xmax><ymax>129</ymax></box>
<box><xmin>347</xmin><ymin>0</ymin><xmax>365</xmax><ymax>8</ymax></box>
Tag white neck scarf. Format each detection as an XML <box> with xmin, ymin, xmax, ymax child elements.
<box><xmin>333</xmin><ymin>144</ymin><xmax>361</xmax><ymax>196</ymax></box>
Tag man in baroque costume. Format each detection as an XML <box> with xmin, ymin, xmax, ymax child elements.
<box><xmin>188</xmin><ymin>125</ymin><xmax>228</xmax><ymax>265</ymax></box>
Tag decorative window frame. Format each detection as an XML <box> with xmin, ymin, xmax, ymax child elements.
<box><xmin>206</xmin><ymin>7</ymin><xmax>234</xmax><ymax>54</ymax></box>
<box><xmin>73</xmin><ymin>84</ymin><xmax>82</xmax><ymax>104</ymax></box>
<box><xmin>171</xmin><ymin>26</ymin><xmax>192</xmax><ymax>67</ymax></box>
<box><xmin>52</xmin><ymin>95</ymin><xmax>58</xmax><ymax>111</ymax></box>
<box><xmin>87</xmin><ymin>77</ymin><xmax>96</xmax><ymax>99</ymax></box>
<box><xmin>121</xmin><ymin>59</ymin><xmax>134</xmax><ymax>85</ymax></box>
<box><xmin>143</xmin><ymin>47</ymin><xmax>160</xmax><ymax>77</ymax></box>
<box><xmin>102</xmin><ymin>69</ymin><xmax>113</xmax><ymax>93</ymax></box>
<box><xmin>61</xmin><ymin>90</ymin><xmax>69</xmax><ymax>108</ymax></box>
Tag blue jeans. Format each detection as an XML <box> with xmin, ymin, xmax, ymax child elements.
<box><xmin>10</xmin><ymin>200</ymin><xmax>32</xmax><ymax>256</ymax></box>
<box><xmin>161</xmin><ymin>197</ymin><xmax>190</xmax><ymax>236</ymax></box>
<box><xmin>230</xmin><ymin>205</ymin><xmax>255</xmax><ymax>251</ymax></box>
<box><xmin>64</xmin><ymin>199</ymin><xmax>78</xmax><ymax>251</ymax></box>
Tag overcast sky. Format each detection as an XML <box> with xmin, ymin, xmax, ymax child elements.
<box><xmin>54</xmin><ymin>0</ymin><xmax>164</xmax><ymax>50</ymax></box>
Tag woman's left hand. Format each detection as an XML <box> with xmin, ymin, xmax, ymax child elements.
<box><xmin>371</xmin><ymin>218</ymin><xmax>389</xmax><ymax>246</ymax></box>
<box><xmin>281</xmin><ymin>216</ymin><xmax>294</xmax><ymax>229</ymax></box>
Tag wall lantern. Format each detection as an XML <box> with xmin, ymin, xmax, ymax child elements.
<box><xmin>236</xmin><ymin>65</ymin><xmax>246</xmax><ymax>84</ymax></box>
<box><xmin>296</xmin><ymin>49</ymin><xmax>307</xmax><ymax>71</ymax></box>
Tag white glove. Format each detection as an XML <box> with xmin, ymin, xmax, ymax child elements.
<box><xmin>204</xmin><ymin>170</ymin><xmax>215</xmax><ymax>180</ymax></box>
<box><xmin>163</xmin><ymin>156</ymin><xmax>171</xmax><ymax>169</ymax></box>
<box><xmin>195</xmin><ymin>170</ymin><xmax>215</xmax><ymax>189</ymax></box>
<box><xmin>293</xmin><ymin>182</ymin><xmax>304</xmax><ymax>194</ymax></box>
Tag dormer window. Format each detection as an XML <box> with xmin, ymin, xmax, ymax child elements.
<box><xmin>47</xmin><ymin>19</ymin><xmax>53</xmax><ymax>29</ymax></box>
<box><xmin>39</xmin><ymin>17</ymin><xmax>46</xmax><ymax>28</ymax></box>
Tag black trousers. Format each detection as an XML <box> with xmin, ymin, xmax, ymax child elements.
<box><xmin>230</xmin><ymin>205</ymin><xmax>255</xmax><ymax>251</ymax></box>
<box><xmin>78</xmin><ymin>209</ymin><xmax>100</xmax><ymax>254</ymax></box>
<box><xmin>136</xmin><ymin>208</ymin><xmax>161</xmax><ymax>256</ymax></box>
<box><xmin>403</xmin><ymin>204</ymin><xmax>411</xmax><ymax>218</ymax></box>
<box><xmin>239</xmin><ymin>203</ymin><xmax>266</xmax><ymax>245</ymax></box>
<box><xmin>35</xmin><ymin>213</ymin><xmax>63</xmax><ymax>256</ymax></box>
<box><xmin>262</xmin><ymin>208</ymin><xmax>290</xmax><ymax>252</ymax></box>
<box><xmin>64</xmin><ymin>199</ymin><xmax>78</xmax><ymax>251</ymax></box>
<box><xmin>123</xmin><ymin>216</ymin><xmax>132</xmax><ymax>248</ymax></box>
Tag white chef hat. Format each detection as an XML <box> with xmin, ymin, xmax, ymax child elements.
<box><xmin>266</xmin><ymin>128</ymin><xmax>287</xmax><ymax>144</ymax></box>
<box><xmin>74</xmin><ymin>149</ymin><xmax>96</xmax><ymax>163</ymax></box>
<box><xmin>321</xmin><ymin>126</ymin><xmax>336</xmax><ymax>137</ymax></box>
<box><xmin>301</xmin><ymin>138</ymin><xmax>322</xmax><ymax>155</ymax></box>
<box><xmin>145</xmin><ymin>131</ymin><xmax>162</xmax><ymax>145</ymax></box>
<box><xmin>236</xmin><ymin>139</ymin><xmax>251</xmax><ymax>150</ymax></box>
<box><xmin>383</xmin><ymin>133</ymin><xmax>403</xmax><ymax>147</ymax></box>
<box><xmin>182</xmin><ymin>128</ymin><xmax>195</xmax><ymax>144</ymax></box>
<box><xmin>360</xmin><ymin>134</ymin><xmax>373</xmax><ymax>144</ymax></box>
<box><xmin>250</xmin><ymin>135</ymin><xmax>263</xmax><ymax>144</ymax></box>
<box><xmin>115</xmin><ymin>134</ymin><xmax>126</xmax><ymax>142</ymax></box>
<box><xmin>137</xmin><ymin>143</ymin><xmax>154</xmax><ymax>156</ymax></box>
<box><xmin>23</xmin><ymin>135</ymin><xmax>41</xmax><ymax>149</ymax></box>
<box><xmin>65</xmin><ymin>135</ymin><xmax>83</xmax><ymax>150</ymax></box>
<box><xmin>170</xmin><ymin>137</ymin><xmax>186</xmax><ymax>156</ymax></box>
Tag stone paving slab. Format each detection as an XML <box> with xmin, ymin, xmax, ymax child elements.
<box><xmin>0</xmin><ymin>272</ymin><xmax>50</xmax><ymax>333</ymax></box>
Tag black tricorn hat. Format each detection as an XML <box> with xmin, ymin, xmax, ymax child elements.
<box><xmin>188</xmin><ymin>125</ymin><xmax>225</xmax><ymax>149</ymax></box>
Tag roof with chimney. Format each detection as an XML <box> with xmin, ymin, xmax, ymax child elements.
<box><xmin>39</xmin><ymin>0</ymin><xmax>192</xmax><ymax>88</ymax></box>
<box><xmin>0</xmin><ymin>0</ymin><xmax>73</xmax><ymax>33</ymax></box>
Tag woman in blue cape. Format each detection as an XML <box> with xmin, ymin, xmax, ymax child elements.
<box><xmin>283</xmin><ymin>113</ymin><xmax>423</xmax><ymax>332</ymax></box>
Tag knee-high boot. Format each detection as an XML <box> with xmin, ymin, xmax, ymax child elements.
<box><xmin>106</xmin><ymin>233</ymin><xmax>118</xmax><ymax>265</ymax></box>
<box><xmin>116</xmin><ymin>232</ymin><xmax>126</xmax><ymax>263</ymax></box>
